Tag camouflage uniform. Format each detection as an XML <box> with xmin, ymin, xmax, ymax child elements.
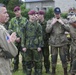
<box><xmin>46</xmin><ymin>18</ymin><xmax>69</xmax><ymax>75</ymax></box>
<box><xmin>23</xmin><ymin>21</ymin><xmax>43</xmax><ymax>75</ymax></box>
<box><xmin>68</xmin><ymin>25</ymin><xmax>76</xmax><ymax>74</ymax></box>
<box><xmin>39</xmin><ymin>20</ymin><xmax>50</xmax><ymax>73</ymax></box>
<box><xmin>67</xmin><ymin>16</ymin><xmax>76</xmax><ymax>75</ymax></box>
<box><xmin>9</xmin><ymin>16</ymin><xmax>27</xmax><ymax>71</ymax></box>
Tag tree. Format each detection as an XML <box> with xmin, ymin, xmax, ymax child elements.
<box><xmin>45</xmin><ymin>8</ymin><xmax>54</xmax><ymax>20</ymax></box>
<box><xmin>0</xmin><ymin>0</ymin><xmax>10</xmax><ymax>6</ymax></box>
<box><xmin>7</xmin><ymin>0</ymin><xmax>20</xmax><ymax>10</ymax></box>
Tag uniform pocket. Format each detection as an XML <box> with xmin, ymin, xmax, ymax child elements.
<box><xmin>34</xmin><ymin>38</ymin><xmax>38</xmax><ymax>45</ymax></box>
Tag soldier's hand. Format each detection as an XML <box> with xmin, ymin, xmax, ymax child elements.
<box><xmin>16</xmin><ymin>37</ymin><xmax>20</xmax><ymax>42</ymax></box>
<box><xmin>57</xmin><ymin>19</ymin><xmax>64</xmax><ymax>25</ymax></box>
<box><xmin>10</xmin><ymin>32</ymin><xmax>17</xmax><ymax>42</ymax></box>
<box><xmin>51</xmin><ymin>18</ymin><xmax>57</xmax><ymax>25</ymax></box>
<box><xmin>37</xmin><ymin>47</ymin><xmax>41</xmax><ymax>52</ymax></box>
<box><xmin>22</xmin><ymin>47</ymin><xmax>27</xmax><ymax>52</ymax></box>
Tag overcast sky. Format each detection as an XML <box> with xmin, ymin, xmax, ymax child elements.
<box><xmin>21</xmin><ymin>0</ymin><xmax>25</xmax><ymax>2</ymax></box>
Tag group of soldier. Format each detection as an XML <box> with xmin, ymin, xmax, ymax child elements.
<box><xmin>8</xmin><ymin>6</ymin><xmax>50</xmax><ymax>75</ymax></box>
<box><xmin>0</xmin><ymin>2</ymin><xmax>76</xmax><ymax>75</ymax></box>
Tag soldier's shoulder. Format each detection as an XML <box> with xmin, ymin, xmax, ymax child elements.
<box><xmin>10</xmin><ymin>17</ymin><xmax>16</xmax><ymax>22</ymax></box>
<box><xmin>36</xmin><ymin>22</ymin><xmax>41</xmax><ymax>26</ymax></box>
<box><xmin>47</xmin><ymin>19</ymin><xmax>52</xmax><ymax>24</ymax></box>
<box><xmin>21</xmin><ymin>16</ymin><xmax>27</xmax><ymax>20</ymax></box>
<box><xmin>47</xmin><ymin>19</ymin><xmax>51</xmax><ymax>22</ymax></box>
<box><xmin>22</xmin><ymin>16</ymin><xmax>26</xmax><ymax>19</ymax></box>
<box><xmin>0</xmin><ymin>26</ymin><xmax>4</xmax><ymax>33</ymax></box>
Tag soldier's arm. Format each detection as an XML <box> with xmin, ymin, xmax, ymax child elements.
<box><xmin>37</xmin><ymin>23</ymin><xmax>44</xmax><ymax>48</ymax></box>
<box><xmin>46</xmin><ymin>20</ymin><xmax>53</xmax><ymax>33</ymax></box>
<box><xmin>62</xmin><ymin>19</ymin><xmax>70</xmax><ymax>32</ymax></box>
<box><xmin>21</xmin><ymin>19</ymin><xmax>28</xmax><ymax>48</ymax></box>
<box><xmin>0</xmin><ymin>29</ymin><xmax>18</xmax><ymax>58</ymax></box>
<box><xmin>9</xmin><ymin>20</ymin><xmax>12</xmax><ymax>29</ymax></box>
<box><xmin>8</xmin><ymin>19</ymin><xmax>15</xmax><ymax>31</ymax></box>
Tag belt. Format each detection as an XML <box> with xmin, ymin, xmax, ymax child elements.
<box><xmin>0</xmin><ymin>52</ymin><xmax>4</xmax><ymax>57</ymax></box>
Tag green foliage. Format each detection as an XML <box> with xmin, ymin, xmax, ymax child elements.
<box><xmin>45</xmin><ymin>8</ymin><xmax>54</xmax><ymax>20</ymax></box>
<box><xmin>21</xmin><ymin>9</ymin><xmax>30</xmax><ymax>19</ymax></box>
<box><xmin>20</xmin><ymin>3</ymin><xmax>30</xmax><ymax>19</ymax></box>
<box><xmin>12</xmin><ymin>62</ymin><xmax>70</xmax><ymax>75</ymax></box>
<box><xmin>0</xmin><ymin>0</ymin><xmax>10</xmax><ymax>6</ymax></box>
<box><xmin>61</xmin><ymin>13</ymin><xmax>68</xmax><ymax>19</ymax></box>
<box><xmin>7</xmin><ymin>10</ymin><xmax>15</xmax><ymax>19</ymax></box>
<box><xmin>20</xmin><ymin>3</ymin><xmax>26</xmax><ymax>10</ymax></box>
<box><xmin>0</xmin><ymin>0</ymin><xmax>4</xmax><ymax>3</ymax></box>
<box><xmin>7</xmin><ymin>0</ymin><xmax>20</xmax><ymax>10</ymax></box>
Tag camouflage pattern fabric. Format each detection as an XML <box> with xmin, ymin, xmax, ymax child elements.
<box><xmin>39</xmin><ymin>20</ymin><xmax>50</xmax><ymax>72</ymax></box>
<box><xmin>23</xmin><ymin>21</ymin><xmax>43</xmax><ymax>75</ymax></box>
<box><xmin>9</xmin><ymin>16</ymin><xmax>27</xmax><ymax>47</ymax></box>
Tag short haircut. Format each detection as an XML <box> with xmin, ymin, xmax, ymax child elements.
<box><xmin>0</xmin><ymin>3</ymin><xmax>5</xmax><ymax>7</ymax></box>
<box><xmin>0</xmin><ymin>3</ymin><xmax>5</xmax><ymax>12</ymax></box>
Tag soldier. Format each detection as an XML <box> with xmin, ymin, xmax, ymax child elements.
<box><xmin>67</xmin><ymin>9</ymin><xmax>76</xmax><ymax>72</ymax></box>
<box><xmin>0</xmin><ymin>3</ymin><xmax>18</xmax><ymax>75</ymax></box>
<box><xmin>22</xmin><ymin>10</ymin><xmax>44</xmax><ymax>75</ymax></box>
<box><xmin>68</xmin><ymin>15</ymin><xmax>76</xmax><ymax>75</ymax></box>
<box><xmin>38</xmin><ymin>10</ymin><xmax>50</xmax><ymax>74</ymax></box>
<box><xmin>8</xmin><ymin>6</ymin><xmax>27</xmax><ymax>72</ymax></box>
<box><xmin>46</xmin><ymin>7</ymin><xmax>69</xmax><ymax>75</ymax></box>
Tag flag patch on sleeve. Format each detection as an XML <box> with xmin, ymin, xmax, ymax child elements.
<box><xmin>6</xmin><ymin>35</ymin><xmax>10</xmax><ymax>43</ymax></box>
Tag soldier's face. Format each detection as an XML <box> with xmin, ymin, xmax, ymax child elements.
<box><xmin>54</xmin><ymin>13</ymin><xmax>61</xmax><ymax>19</ymax></box>
<box><xmin>14</xmin><ymin>10</ymin><xmax>21</xmax><ymax>17</ymax></box>
<box><xmin>35</xmin><ymin>14</ymin><xmax>39</xmax><ymax>21</ymax></box>
<box><xmin>29</xmin><ymin>14</ymin><xmax>35</xmax><ymax>21</ymax></box>
<box><xmin>38</xmin><ymin>14</ymin><xmax>44</xmax><ymax>20</ymax></box>
<box><xmin>0</xmin><ymin>7</ymin><xmax>9</xmax><ymax>23</ymax></box>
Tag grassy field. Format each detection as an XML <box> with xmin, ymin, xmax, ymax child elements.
<box><xmin>12</xmin><ymin>54</ymin><xmax>70</xmax><ymax>75</ymax></box>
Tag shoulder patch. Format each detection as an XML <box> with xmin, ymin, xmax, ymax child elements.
<box><xmin>6</xmin><ymin>35</ymin><xmax>10</xmax><ymax>43</ymax></box>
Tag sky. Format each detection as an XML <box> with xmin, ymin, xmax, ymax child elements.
<box><xmin>21</xmin><ymin>0</ymin><xmax>25</xmax><ymax>2</ymax></box>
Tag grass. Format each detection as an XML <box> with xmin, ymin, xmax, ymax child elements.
<box><xmin>12</xmin><ymin>54</ymin><xmax>70</xmax><ymax>75</ymax></box>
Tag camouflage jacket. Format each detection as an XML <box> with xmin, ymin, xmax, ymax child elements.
<box><xmin>8</xmin><ymin>16</ymin><xmax>27</xmax><ymax>47</ymax></box>
<box><xmin>67</xmin><ymin>24</ymin><xmax>76</xmax><ymax>54</ymax></box>
<box><xmin>39</xmin><ymin>20</ymin><xmax>49</xmax><ymax>47</ymax></box>
<box><xmin>46</xmin><ymin>18</ymin><xmax>69</xmax><ymax>47</ymax></box>
<box><xmin>23</xmin><ymin>21</ymin><xmax>44</xmax><ymax>49</ymax></box>
<box><xmin>69</xmin><ymin>25</ymin><xmax>76</xmax><ymax>45</ymax></box>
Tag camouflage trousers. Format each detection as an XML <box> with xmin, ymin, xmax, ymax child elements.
<box><xmin>70</xmin><ymin>44</ymin><xmax>76</xmax><ymax>74</ymax></box>
<box><xmin>42</xmin><ymin>47</ymin><xmax>50</xmax><ymax>71</ymax></box>
<box><xmin>0</xmin><ymin>58</ymin><xmax>12</xmax><ymax>75</ymax></box>
<box><xmin>23</xmin><ymin>49</ymin><xmax>42</xmax><ymax>75</ymax></box>
<box><xmin>51</xmin><ymin>45</ymin><xmax>67</xmax><ymax>68</ymax></box>
<box><xmin>13</xmin><ymin>41</ymin><xmax>25</xmax><ymax>71</ymax></box>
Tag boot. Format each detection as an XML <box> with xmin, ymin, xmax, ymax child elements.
<box><xmin>12</xmin><ymin>68</ymin><xmax>18</xmax><ymax>72</ymax></box>
<box><xmin>26</xmin><ymin>69</ymin><xmax>32</xmax><ymax>75</ymax></box>
<box><xmin>12</xmin><ymin>65</ymin><xmax>18</xmax><ymax>72</ymax></box>
<box><xmin>51</xmin><ymin>67</ymin><xmax>55</xmax><ymax>75</ymax></box>
<box><xmin>71</xmin><ymin>74</ymin><xmax>75</xmax><ymax>75</ymax></box>
<box><xmin>34</xmin><ymin>69</ymin><xmax>42</xmax><ymax>75</ymax></box>
<box><xmin>64</xmin><ymin>68</ymin><xmax>68</xmax><ymax>75</ymax></box>
<box><xmin>46</xmin><ymin>69</ymin><xmax>51</xmax><ymax>74</ymax></box>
